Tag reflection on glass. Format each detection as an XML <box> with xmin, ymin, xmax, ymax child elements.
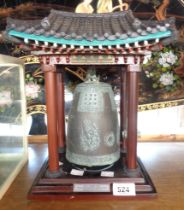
<box><xmin>0</xmin><ymin>55</ymin><xmax>27</xmax><ymax>199</ymax></box>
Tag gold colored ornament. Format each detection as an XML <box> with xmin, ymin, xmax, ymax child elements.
<box><xmin>97</xmin><ymin>0</ymin><xmax>129</xmax><ymax>13</ymax></box>
<box><xmin>75</xmin><ymin>0</ymin><xmax>94</xmax><ymax>13</ymax></box>
<box><xmin>112</xmin><ymin>0</ymin><xmax>129</xmax><ymax>12</ymax></box>
<box><xmin>97</xmin><ymin>0</ymin><xmax>113</xmax><ymax>13</ymax></box>
<box><xmin>155</xmin><ymin>0</ymin><xmax>170</xmax><ymax>21</ymax></box>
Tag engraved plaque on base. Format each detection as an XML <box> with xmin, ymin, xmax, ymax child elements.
<box><xmin>73</xmin><ymin>184</ymin><xmax>111</xmax><ymax>193</ymax></box>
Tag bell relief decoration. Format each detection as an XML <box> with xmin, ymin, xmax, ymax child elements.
<box><xmin>80</xmin><ymin>119</ymin><xmax>101</xmax><ymax>152</ymax></box>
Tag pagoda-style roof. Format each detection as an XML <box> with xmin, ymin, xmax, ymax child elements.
<box><xmin>3</xmin><ymin>9</ymin><xmax>177</xmax><ymax>55</ymax></box>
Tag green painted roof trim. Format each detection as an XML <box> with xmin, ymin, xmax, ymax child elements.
<box><xmin>9</xmin><ymin>30</ymin><xmax>172</xmax><ymax>47</ymax></box>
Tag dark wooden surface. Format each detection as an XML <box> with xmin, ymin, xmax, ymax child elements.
<box><xmin>0</xmin><ymin>142</ymin><xmax>184</xmax><ymax>210</ymax></box>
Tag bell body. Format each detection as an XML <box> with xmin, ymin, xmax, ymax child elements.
<box><xmin>66</xmin><ymin>81</ymin><xmax>120</xmax><ymax>167</ymax></box>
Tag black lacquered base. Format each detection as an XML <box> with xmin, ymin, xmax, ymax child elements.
<box><xmin>28</xmin><ymin>154</ymin><xmax>157</xmax><ymax>200</ymax></box>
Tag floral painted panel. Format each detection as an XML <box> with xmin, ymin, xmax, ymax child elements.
<box><xmin>140</xmin><ymin>46</ymin><xmax>184</xmax><ymax>106</ymax></box>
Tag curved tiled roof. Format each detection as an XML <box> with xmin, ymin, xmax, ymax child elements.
<box><xmin>4</xmin><ymin>9</ymin><xmax>177</xmax><ymax>52</ymax></box>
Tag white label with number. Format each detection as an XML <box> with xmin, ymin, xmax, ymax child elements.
<box><xmin>113</xmin><ymin>183</ymin><xmax>136</xmax><ymax>196</ymax></box>
<box><xmin>101</xmin><ymin>171</ymin><xmax>114</xmax><ymax>177</ymax></box>
<box><xmin>70</xmin><ymin>169</ymin><xmax>84</xmax><ymax>176</ymax></box>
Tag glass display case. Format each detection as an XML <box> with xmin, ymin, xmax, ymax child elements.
<box><xmin>0</xmin><ymin>54</ymin><xmax>27</xmax><ymax>199</ymax></box>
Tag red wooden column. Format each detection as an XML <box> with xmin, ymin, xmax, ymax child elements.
<box><xmin>126</xmin><ymin>64</ymin><xmax>140</xmax><ymax>171</ymax></box>
<box><xmin>56</xmin><ymin>70</ymin><xmax>65</xmax><ymax>152</ymax></box>
<box><xmin>120</xmin><ymin>68</ymin><xmax>127</xmax><ymax>154</ymax></box>
<box><xmin>42</xmin><ymin>64</ymin><xmax>61</xmax><ymax>178</ymax></box>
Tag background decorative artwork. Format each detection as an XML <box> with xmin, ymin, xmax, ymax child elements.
<box><xmin>0</xmin><ymin>0</ymin><xmax>184</xmax><ymax>135</ymax></box>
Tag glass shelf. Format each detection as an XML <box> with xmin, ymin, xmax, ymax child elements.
<box><xmin>0</xmin><ymin>54</ymin><xmax>28</xmax><ymax>199</ymax></box>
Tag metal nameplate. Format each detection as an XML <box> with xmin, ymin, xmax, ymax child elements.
<box><xmin>71</xmin><ymin>55</ymin><xmax>114</xmax><ymax>64</ymax></box>
<box><xmin>73</xmin><ymin>184</ymin><xmax>111</xmax><ymax>192</ymax></box>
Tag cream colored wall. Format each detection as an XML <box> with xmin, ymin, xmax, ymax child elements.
<box><xmin>138</xmin><ymin>105</ymin><xmax>184</xmax><ymax>141</ymax></box>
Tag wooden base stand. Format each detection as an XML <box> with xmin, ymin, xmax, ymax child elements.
<box><xmin>28</xmin><ymin>154</ymin><xmax>156</xmax><ymax>200</ymax></box>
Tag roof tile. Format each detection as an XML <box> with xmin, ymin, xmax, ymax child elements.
<box><xmin>4</xmin><ymin>9</ymin><xmax>177</xmax><ymax>49</ymax></box>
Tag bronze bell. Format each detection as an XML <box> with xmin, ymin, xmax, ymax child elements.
<box><xmin>66</xmin><ymin>70</ymin><xmax>120</xmax><ymax>167</ymax></box>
